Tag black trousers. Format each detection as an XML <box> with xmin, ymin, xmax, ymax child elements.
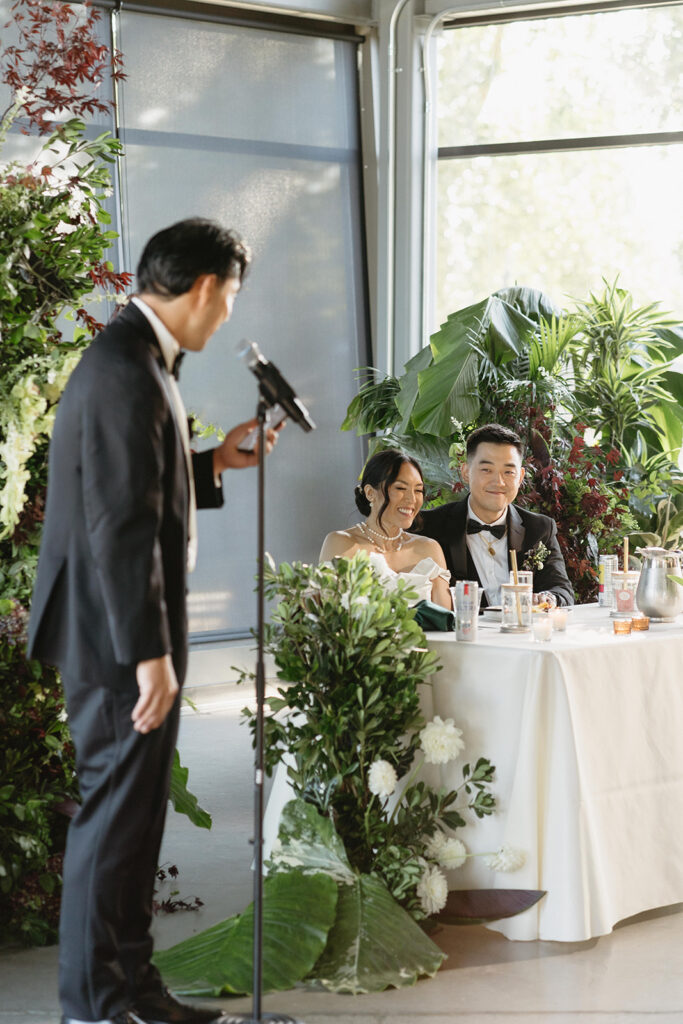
<box><xmin>59</xmin><ymin>673</ymin><xmax>180</xmax><ymax>1019</ymax></box>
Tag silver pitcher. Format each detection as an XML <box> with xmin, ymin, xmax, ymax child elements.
<box><xmin>635</xmin><ymin>547</ymin><xmax>683</xmax><ymax>622</ymax></box>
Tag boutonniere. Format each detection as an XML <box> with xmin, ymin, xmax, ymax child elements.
<box><xmin>522</xmin><ymin>541</ymin><xmax>550</xmax><ymax>572</ymax></box>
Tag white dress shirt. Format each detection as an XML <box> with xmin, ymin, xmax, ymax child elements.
<box><xmin>131</xmin><ymin>297</ymin><xmax>198</xmax><ymax>572</ymax></box>
<box><xmin>465</xmin><ymin>498</ymin><xmax>509</xmax><ymax>605</ymax></box>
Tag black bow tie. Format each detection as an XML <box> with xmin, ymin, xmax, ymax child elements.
<box><xmin>171</xmin><ymin>350</ymin><xmax>185</xmax><ymax>380</ymax></box>
<box><xmin>466</xmin><ymin>519</ymin><xmax>506</xmax><ymax>540</ymax></box>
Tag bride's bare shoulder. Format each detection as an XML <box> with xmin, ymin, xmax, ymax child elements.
<box><xmin>319</xmin><ymin>527</ymin><xmax>364</xmax><ymax>562</ymax></box>
<box><xmin>410</xmin><ymin>534</ymin><xmax>448</xmax><ymax>566</ymax></box>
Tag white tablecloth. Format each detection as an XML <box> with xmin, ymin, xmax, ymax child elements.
<box><xmin>424</xmin><ymin>604</ymin><xmax>683</xmax><ymax>941</ymax></box>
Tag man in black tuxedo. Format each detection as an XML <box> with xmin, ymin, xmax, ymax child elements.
<box><xmin>28</xmin><ymin>220</ymin><xmax>282</xmax><ymax>1024</ymax></box>
<box><xmin>420</xmin><ymin>423</ymin><xmax>573</xmax><ymax>608</ymax></box>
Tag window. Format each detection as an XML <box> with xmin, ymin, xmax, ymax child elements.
<box><xmin>436</xmin><ymin>4</ymin><xmax>683</xmax><ymax>325</ymax></box>
<box><xmin>116</xmin><ymin>10</ymin><xmax>369</xmax><ymax>637</ymax></box>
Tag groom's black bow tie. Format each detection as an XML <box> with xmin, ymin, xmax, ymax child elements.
<box><xmin>171</xmin><ymin>350</ymin><xmax>185</xmax><ymax>380</ymax></box>
<box><xmin>466</xmin><ymin>519</ymin><xmax>506</xmax><ymax>540</ymax></box>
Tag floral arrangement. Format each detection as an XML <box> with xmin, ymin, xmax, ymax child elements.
<box><xmin>0</xmin><ymin>0</ymin><xmax>131</xmax><ymax>591</ymax></box>
<box><xmin>0</xmin><ymin>0</ymin><xmax>130</xmax><ymax>943</ymax></box>
<box><xmin>253</xmin><ymin>555</ymin><xmax>499</xmax><ymax>920</ymax></box>
<box><xmin>154</xmin><ymin>553</ymin><xmax>524</xmax><ymax>996</ymax></box>
<box><xmin>0</xmin><ymin>1</ymin><xmax>209</xmax><ymax>945</ymax></box>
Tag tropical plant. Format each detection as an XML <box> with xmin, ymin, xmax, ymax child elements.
<box><xmin>154</xmin><ymin>554</ymin><xmax>514</xmax><ymax>994</ymax></box>
<box><xmin>569</xmin><ymin>280</ymin><xmax>683</xmax><ymax>456</ymax></box>
<box><xmin>250</xmin><ymin>556</ymin><xmax>496</xmax><ymax>905</ymax></box>
<box><xmin>342</xmin><ymin>281</ymin><xmax>683</xmax><ymax>596</ymax></box>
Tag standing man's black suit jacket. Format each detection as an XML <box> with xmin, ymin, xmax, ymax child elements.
<box><xmin>27</xmin><ymin>302</ymin><xmax>222</xmax><ymax>688</ymax></box>
<box><xmin>419</xmin><ymin>496</ymin><xmax>574</xmax><ymax>607</ymax></box>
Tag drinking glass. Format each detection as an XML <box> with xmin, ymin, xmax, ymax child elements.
<box><xmin>500</xmin><ymin>583</ymin><xmax>532</xmax><ymax>633</ymax></box>
<box><xmin>509</xmin><ymin>570</ymin><xmax>533</xmax><ymax>589</ymax></box>
<box><xmin>611</xmin><ymin>571</ymin><xmax>640</xmax><ymax>618</ymax></box>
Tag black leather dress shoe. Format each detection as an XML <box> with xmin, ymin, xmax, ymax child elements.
<box><xmin>61</xmin><ymin>1014</ymin><xmax>137</xmax><ymax>1024</ymax></box>
<box><xmin>130</xmin><ymin>988</ymin><xmax>227</xmax><ymax>1024</ymax></box>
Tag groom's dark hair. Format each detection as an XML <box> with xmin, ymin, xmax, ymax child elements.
<box><xmin>355</xmin><ymin>449</ymin><xmax>424</xmax><ymax>530</ymax></box>
<box><xmin>466</xmin><ymin>423</ymin><xmax>525</xmax><ymax>460</ymax></box>
<box><xmin>137</xmin><ymin>218</ymin><xmax>251</xmax><ymax>297</ymax></box>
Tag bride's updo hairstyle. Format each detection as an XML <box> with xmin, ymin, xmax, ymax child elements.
<box><xmin>354</xmin><ymin>449</ymin><xmax>424</xmax><ymax>529</ymax></box>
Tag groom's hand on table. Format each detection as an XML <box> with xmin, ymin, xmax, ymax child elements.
<box><xmin>533</xmin><ymin>591</ymin><xmax>558</xmax><ymax>609</ymax></box>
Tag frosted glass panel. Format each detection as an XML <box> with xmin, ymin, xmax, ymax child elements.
<box><xmin>117</xmin><ymin>14</ymin><xmax>367</xmax><ymax>637</ymax></box>
<box><xmin>119</xmin><ymin>13</ymin><xmax>356</xmax><ymax>148</ymax></box>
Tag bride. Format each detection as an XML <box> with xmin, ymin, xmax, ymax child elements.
<box><xmin>319</xmin><ymin>448</ymin><xmax>452</xmax><ymax>609</ymax></box>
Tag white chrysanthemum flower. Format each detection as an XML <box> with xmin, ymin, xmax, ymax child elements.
<box><xmin>367</xmin><ymin>759</ymin><xmax>397</xmax><ymax>798</ymax></box>
<box><xmin>424</xmin><ymin>830</ymin><xmax>446</xmax><ymax>860</ymax></box>
<box><xmin>419</xmin><ymin>715</ymin><xmax>465</xmax><ymax>765</ymax></box>
<box><xmin>416</xmin><ymin>864</ymin><xmax>448</xmax><ymax>915</ymax></box>
<box><xmin>438</xmin><ymin>837</ymin><xmax>467</xmax><ymax>870</ymax></box>
<box><xmin>485</xmin><ymin>845</ymin><xmax>526</xmax><ymax>872</ymax></box>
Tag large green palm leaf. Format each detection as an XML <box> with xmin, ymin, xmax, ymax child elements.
<box><xmin>411</xmin><ymin>295</ymin><xmax>538</xmax><ymax>435</ymax></box>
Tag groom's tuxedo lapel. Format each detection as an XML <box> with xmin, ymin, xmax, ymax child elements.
<box><xmin>448</xmin><ymin>499</ymin><xmax>472</xmax><ymax>580</ymax></box>
<box><xmin>506</xmin><ymin>504</ymin><xmax>526</xmax><ymax>568</ymax></box>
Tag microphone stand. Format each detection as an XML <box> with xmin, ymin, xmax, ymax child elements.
<box><xmin>225</xmin><ymin>395</ymin><xmax>303</xmax><ymax>1024</ymax></box>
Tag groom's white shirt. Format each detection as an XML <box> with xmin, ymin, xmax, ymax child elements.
<box><xmin>465</xmin><ymin>497</ymin><xmax>509</xmax><ymax>605</ymax></box>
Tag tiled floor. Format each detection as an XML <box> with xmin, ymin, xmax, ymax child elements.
<box><xmin>2</xmin><ymin>697</ymin><xmax>682</xmax><ymax>1024</ymax></box>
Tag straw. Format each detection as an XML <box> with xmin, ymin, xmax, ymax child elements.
<box><xmin>510</xmin><ymin>549</ymin><xmax>523</xmax><ymax>627</ymax></box>
<box><xmin>624</xmin><ymin>535</ymin><xmax>629</xmax><ymax>571</ymax></box>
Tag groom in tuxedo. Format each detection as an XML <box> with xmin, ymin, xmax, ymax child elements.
<box><xmin>28</xmin><ymin>219</ymin><xmax>282</xmax><ymax>1024</ymax></box>
<box><xmin>420</xmin><ymin>423</ymin><xmax>573</xmax><ymax>608</ymax></box>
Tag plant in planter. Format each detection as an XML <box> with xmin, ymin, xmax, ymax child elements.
<box><xmin>154</xmin><ymin>554</ymin><xmax>517</xmax><ymax>995</ymax></box>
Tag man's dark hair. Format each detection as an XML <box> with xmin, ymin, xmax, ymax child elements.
<box><xmin>466</xmin><ymin>423</ymin><xmax>525</xmax><ymax>460</ymax></box>
<box><xmin>136</xmin><ymin>218</ymin><xmax>251</xmax><ymax>297</ymax></box>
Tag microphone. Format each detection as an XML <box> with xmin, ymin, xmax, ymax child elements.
<box><xmin>236</xmin><ymin>339</ymin><xmax>316</xmax><ymax>433</ymax></box>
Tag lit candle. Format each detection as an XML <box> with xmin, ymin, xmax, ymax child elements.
<box><xmin>532</xmin><ymin>614</ymin><xmax>553</xmax><ymax>642</ymax></box>
<box><xmin>551</xmin><ymin>607</ymin><xmax>568</xmax><ymax>632</ymax></box>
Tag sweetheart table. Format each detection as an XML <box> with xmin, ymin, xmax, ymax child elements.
<box><xmin>423</xmin><ymin>603</ymin><xmax>683</xmax><ymax>941</ymax></box>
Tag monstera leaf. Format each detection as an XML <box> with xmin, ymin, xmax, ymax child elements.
<box><xmin>153</xmin><ymin>869</ymin><xmax>337</xmax><ymax>996</ymax></box>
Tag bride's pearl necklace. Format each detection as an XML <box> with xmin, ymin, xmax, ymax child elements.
<box><xmin>358</xmin><ymin>521</ymin><xmax>413</xmax><ymax>552</ymax></box>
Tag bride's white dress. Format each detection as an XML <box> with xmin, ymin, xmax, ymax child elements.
<box><xmin>365</xmin><ymin>551</ymin><xmax>450</xmax><ymax>605</ymax></box>
<box><xmin>261</xmin><ymin>553</ymin><xmax>450</xmax><ymax>861</ymax></box>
